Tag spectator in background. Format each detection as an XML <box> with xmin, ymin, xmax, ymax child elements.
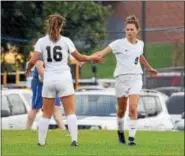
<box><xmin>26</xmin><ymin>52</ymin><xmax>35</xmax><ymax>88</ymax></box>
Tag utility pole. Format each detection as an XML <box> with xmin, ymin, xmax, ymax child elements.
<box><xmin>142</xmin><ymin>1</ymin><xmax>147</xmax><ymax>88</ymax></box>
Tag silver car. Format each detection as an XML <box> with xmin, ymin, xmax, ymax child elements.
<box><xmin>174</xmin><ymin>112</ymin><xmax>184</xmax><ymax>131</ymax></box>
<box><xmin>1</xmin><ymin>89</ymin><xmax>40</xmax><ymax>129</ymax></box>
<box><xmin>166</xmin><ymin>92</ymin><xmax>184</xmax><ymax>125</ymax></box>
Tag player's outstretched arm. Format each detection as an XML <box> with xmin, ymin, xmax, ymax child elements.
<box><xmin>92</xmin><ymin>46</ymin><xmax>112</xmax><ymax>58</ymax></box>
<box><xmin>71</xmin><ymin>50</ymin><xmax>104</xmax><ymax>63</ymax></box>
<box><xmin>35</xmin><ymin>60</ymin><xmax>44</xmax><ymax>77</ymax></box>
<box><xmin>140</xmin><ymin>55</ymin><xmax>158</xmax><ymax>77</ymax></box>
<box><xmin>79</xmin><ymin>46</ymin><xmax>112</xmax><ymax>66</ymax></box>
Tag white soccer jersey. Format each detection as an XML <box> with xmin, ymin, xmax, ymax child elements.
<box><xmin>34</xmin><ymin>35</ymin><xmax>76</xmax><ymax>80</ymax></box>
<box><xmin>109</xmin><ymin>38</ymin><xmax>144</xmax><ymax>77</ymax></box>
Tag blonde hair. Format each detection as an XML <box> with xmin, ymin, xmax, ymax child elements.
<box><xmin>46</xmin><ymin>14</ymin><xmax>66</xmax><ymax>42</ymax></box>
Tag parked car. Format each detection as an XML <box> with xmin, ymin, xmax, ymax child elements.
<box><xmin>2</xmin><ymin>84</ymin><xmax>28</xmax><ymax>89</ymax></box>
<box><xmin>1</xmin><ymin>89</ymin><xmax>39</xmax><ymax>130</ymax></box>
<box><xmin>49</xmin><ymin>88</ymin><xmax>174</xmax><ymax>131</ymax></box>
<box><xmin>166</xmin><ymin>92</ymin><xmax>184</xmax><ymax>125</ymax></box>
<box><xmin>76</xmin><ymin>85</ymin><xmax>105</xmax><ymax>91</ymax></box>
<box><xmin>154</xmin><ymin>86</ymin><xmax>184</xmax><ymax>97</ymax></box>
<box><xmin>150</xmin><ymin>89</ymin><xmax>169</xmax><ymax>104</ymax></box>
<box><xmin>174</xmin><ymin>112</ymin><xmax>184</xmax><ymax>131</ymax></box>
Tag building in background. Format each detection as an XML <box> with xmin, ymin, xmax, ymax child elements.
<box><xmin>103</xmin><ymin>1</ymin><xmax>184</xmax><ymax>44</ymax></box>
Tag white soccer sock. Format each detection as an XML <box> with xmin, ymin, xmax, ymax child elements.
<box><xmin>38</xmin><ymin>117</ymin><xmax>50</xmax><ymax>145</ymax></box>
<box><xmin>117</xmin><ymin>117</ymin><xmax>124</xmax><ymax>133</ymax></box>
<box><xmin>128</xmin><ymin>119</ymin><xmax>137</xmax><ymax>138</ymax></box>
<box><xmin>67</xmin><ymin>114</ymin><xmax>78</xmax><ymax>142</ymax></box>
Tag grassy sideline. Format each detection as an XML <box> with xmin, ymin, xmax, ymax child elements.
<box><xmin>2</xmin><ymin>130</ymin><xmax>184</xmax><ymax>156</ymax></box>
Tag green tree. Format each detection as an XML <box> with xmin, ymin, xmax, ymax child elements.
<box><xmin>42</xmin><ymin>1</ymin><xmax>112</xmax><ymax>52</ymax></box>
<box><xmin>1</xmin><ymin>1</ymin><xmax>43</xmax><ymax>55</ymax></box>
<box><xmin>2</xmin><ymin>1</ymin><xmax>43</xmax><ymax>39</ymax></box>
<box><xmin>2</xmin><ymin>1</ymin><xmax>112</xmax><ymax>55</ymax></box>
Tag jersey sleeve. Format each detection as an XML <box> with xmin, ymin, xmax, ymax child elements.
<box><xmin>108</xmin><ymin>40</ymin><xmax>120</xmax><ymax>54</ymax></box>
<box><xmin>66</xmin><ymin>38</ymin><xmax>76</xmax><ymax>54</ymax></box>
<box><xmin>34</xmin><ymin>39</ymin><xmax>42</xmax><ymax>53</ymax></box>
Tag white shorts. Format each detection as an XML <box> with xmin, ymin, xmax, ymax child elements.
<box><xmin>115</xmin><ymin>74</ymin><xmax>143</xmax><ymax>98</ymax></box>
<box><xmin>42</xmin><ymin>72</ymin><xmax>74</xmax><ymax>98</ymax></box>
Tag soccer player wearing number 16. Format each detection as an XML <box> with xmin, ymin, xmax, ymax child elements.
<box><xmin>25</xmin><ymin>14</ymin><xmax>104</xmax><ymax>147</ymax></box>
<box><xmin>93</xmin><ymin>15</ymin><xmax>158</xmax><ymax>146</ymax></box>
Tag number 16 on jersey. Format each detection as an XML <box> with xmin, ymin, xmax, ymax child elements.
<box><xmin>46</xmin><ymin>46</ymin><xmax>63</xmax><ymax>62</ymax></box>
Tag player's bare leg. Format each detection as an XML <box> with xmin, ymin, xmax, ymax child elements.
<box><xmin>53</xmin><ymin>106</ymin><xmax>66</xmax><ymax>130</ymax></box>
<box><xmin>61</xmin><ymin>95</ymin><xmax>78</xmax><ymax>146</ymax></box>
<box><xmin>26</xmin><ymin>109</ymin><xmax>39</xmax><ymax>129</ymax></box>
<box><xmin>117</xmin><ymin>97</ymin><xmax>128</xmax><ymax>144</ymax></box>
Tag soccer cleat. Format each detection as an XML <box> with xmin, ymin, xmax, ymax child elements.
<box><xmin>117</xmin><ymin>131</ymin><xmax>126</xmax><ymax>144</ymax></box>
<box><xmin>37</xmin><ymin>143</ymin><xmax>47</xmax><ymax>147</ymax></box>
<box><xmin>71</xmin><ymin>141</ymin><xmax>79</xmax><ymax>147</ymax></box>
<box><xmin>128</xmin><ymin>137</ymin><xmax>136</xmax><ymax>146</ymax></box>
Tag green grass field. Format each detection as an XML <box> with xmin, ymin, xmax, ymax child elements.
<box><xmin>2</xmin><ymin>130</ymin><xmax>184</xmax><ymax>156</ymax></box>
<box><xmin>80</xmin><ymin>44</ymin><xmax>173</xmax><ymax>78</ymax></box>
